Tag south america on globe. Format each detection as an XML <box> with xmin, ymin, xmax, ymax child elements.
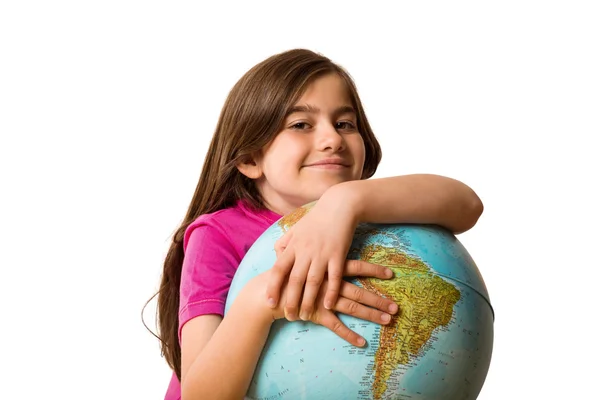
<box><xmin>225</xmin><ymin>202</ymin><xmax>494</xmax><ymax>400</ymax></box>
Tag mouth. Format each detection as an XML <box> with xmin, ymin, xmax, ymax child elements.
<box><xmin>304</xmin><ymin>159</ymin><xmax>351</xmax><ymax>168</ymax></box>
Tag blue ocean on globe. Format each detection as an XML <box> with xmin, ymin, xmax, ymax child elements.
<box><xmin>225</xmin><ymin>204</ymin><xmax>494</xmax><ymax>400</ymax></box>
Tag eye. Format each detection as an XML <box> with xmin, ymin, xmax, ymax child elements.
<box><xmin>336</xmin><ymin>121</ymin><xmax>357</xmax><ymax>130</ymax></box>
<box><xmin>290</xmin><ymin>122</ymin><xmax>311</xmax><ymax>130</ymax></box>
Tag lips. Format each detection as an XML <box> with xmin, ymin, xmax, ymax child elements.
<box><xmin>305</xmin><ymin>158</ymin><xmax>350</xmax><ymax>167</ymax></box>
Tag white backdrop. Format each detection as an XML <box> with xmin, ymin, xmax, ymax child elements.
<box><xmin>1</xmin><ymin>1</ymin><xmax>598</xmax><ymax>399</ymax></box>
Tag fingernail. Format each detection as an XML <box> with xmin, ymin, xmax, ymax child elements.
<box><xmin>381</xmin><ymin>313</ymin><xmax>391</xmax><ymax>322</ymax></box>
<box><xmin>385</xmin><ymin>269</ymin><xmax>394</xmax><ymax>278</ymax></box>
<box><xmin>299</xmin><ymin>311</ymin><xmax>309</xmax><ymax>321</ymax></box>
<box><xmin>358</xmin><ymin>338</ymin><xmax>366</xmax><ymax>347</ymax></box>
<box><xmin>388</xmin><ymin>303</ymin><xmax>398</xmax><ymax>313</ymax></box>
<box><xmin>324</xmin><ymin>300</ymin><xmax>332</xmax><ymax>310</ymax></box>
<box><xmin>267</xmin><ymin>298</ymin><xmax>276</xmax><ymax>308</ymax></box>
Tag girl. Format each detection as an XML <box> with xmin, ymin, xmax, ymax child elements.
<box><xmin>153</xmin><ymin>48</ymin><xmax>483</xmax><ymax>400</ymax></box>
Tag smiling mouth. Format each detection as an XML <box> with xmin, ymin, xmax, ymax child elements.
<box><xmin>305</xmin><ymin>163</ymin><xmax>349</xmax><ymax>169</ymax></box>
<box><xmin>304</xmin><ymin>159</ymin><xmax>351</xmax><ymax>168</ymax></box>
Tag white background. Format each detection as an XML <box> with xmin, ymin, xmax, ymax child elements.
<box><xmin>1</xmin><ymin>1</ymin><xmax>598</xmax><ymax>399</ymax></box>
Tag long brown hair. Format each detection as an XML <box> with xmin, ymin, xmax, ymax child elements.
<box><xmin>146</xmin><ymin>48</ymin><xmax>382</xmax><ymax>380</ymax></box>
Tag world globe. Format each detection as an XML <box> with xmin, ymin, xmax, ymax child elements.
<box><xmin>225</xmin><ymin>202</ymin><xmax>494</xmax><ymax>400</ymax></box>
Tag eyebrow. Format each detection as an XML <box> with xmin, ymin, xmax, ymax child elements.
<box><xmin>285</xmin><ymin>104</ymin><xmax>357</xmax><ymax>118</ymax></box>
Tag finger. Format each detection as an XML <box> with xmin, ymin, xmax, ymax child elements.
<box><xmin>316</xmin><ymin>311</ymin><xmax>366</xmax><ymax>347</ymax></box>
<box><xmin>274</xmin><ymin>231</ymin><xmax>292</xmax><ymax>258</ymax></box>
<box><xmin>323</xmin><ymin>259</ymin><xmax>344</xmax><ymax>310</ymax></box>
<box><xmin>335</xmin><ymin>295</ymin><xmax>393</xmax><ymax>325</ymax></box>
<box><xmin>266</xmin><ymin>249</ymin><xmax>295</xmax><ymax>308</ymax></box>
<box><xmin>283</xmin><ymin>258</ymin><xmax>311</xmax><ymax>321</ymax></box>
<box><xmin>339</xmin><ymin>281</ymin><xmax>399</xmax><ymax>315</ymax></box>
<box><xmin>344</xmin><ymin>259</ymin><xmax>394</xmax><ymax>279</ymax></box>
<box><xmin>299</xmin><ymin>262</ymin><xmax>326</xmax><ymax>320</ymax></box>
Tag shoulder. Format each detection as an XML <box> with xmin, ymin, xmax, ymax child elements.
<box><xmin>183</xmin><ymin>200</ymin><xmax>281</xmax><ymax>254</ymax></box>
<box><xmin>183</xmin><ymin>204</ymin><xmax>248</xmax><ymax>251</ymax></box>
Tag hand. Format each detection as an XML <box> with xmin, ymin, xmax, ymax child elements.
<box><xmin>266</xmin><ymin>194</ymin><xmax>358</xmax><ymax>321</ymax></box>
<box><xmin>269</xmin><ymin>259</ymin><xmax>399</xmax><ymax>347</ymax></box>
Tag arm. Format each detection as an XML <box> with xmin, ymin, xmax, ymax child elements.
<box><xmin>181</xmin><ymin>263</ymin><xmax>397</xmax><ymax>400</ymax></box>
<box><xmin>181</xmin><ymin>276</ymin><xmax>273</xmax><ymax>400</ymax></box>
<box><xmin>326</xmin><ymin>174</ymin><xmax>483</xmax><ymax>234</ymax></box>
<box><xmin>267</xmin><ymin>174</ymin><xmax>483</xmax><ymax>322</ymax></box>
<box><xmin>180</xmin><ymin>221</ymin><xmax>273</xmax><ymax>399</ymax></box>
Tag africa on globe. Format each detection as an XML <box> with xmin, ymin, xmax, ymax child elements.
<box><xmin>225</xmin><ymin>202</ymin><xmax>494</xmax><ymax>400</ymax></box>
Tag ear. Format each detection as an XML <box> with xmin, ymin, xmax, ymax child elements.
<box><xmin>236</xmin><ymin>155</ymin><xmax>263</xmax><ymax>180</ymax></box>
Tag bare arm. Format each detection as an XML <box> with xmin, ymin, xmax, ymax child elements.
<box><xmin>326</xmin><ymin>174</ymin><xmax>483</xmax><ymax>234</ymax></box>
<box><xmin>181</xmin><ymin>262</ymin><xmax>398</xmax><ymax>399</ymax></box>
<box><xmin>181</xmin><ymin>276</ymin><xmax>273</xmax><ymax>400</ymax></box>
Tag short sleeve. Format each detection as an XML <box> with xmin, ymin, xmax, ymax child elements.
<box><xmin>178</xmin><ymin>221</ymin><xmax>240</xmax><ymax>339</ymax></box>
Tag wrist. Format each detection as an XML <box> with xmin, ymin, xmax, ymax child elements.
<box><xmin>323</xmin><ymin>180</ymin><xmax>365</xmax><ymax>223</ymax></box>
<box><xmin>239</xmin><ymin>274</ymin><xmax>277</xmax><ymax>326</ymax></box>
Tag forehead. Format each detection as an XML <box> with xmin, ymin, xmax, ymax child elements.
<box><xmin>286</xmin><ymin>73</ymin><xmax>357</xmax><ymax>118</ymax></box>
<box><xmin>299</xmin><ymin>73</ymin><xmax>351</xmax><ymax>101</ymax></box>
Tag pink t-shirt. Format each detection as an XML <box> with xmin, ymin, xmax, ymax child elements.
<box><xmin>164</xmin><ymin>199</ymin><xmax>281</xmax><ymax>400</ymax></box>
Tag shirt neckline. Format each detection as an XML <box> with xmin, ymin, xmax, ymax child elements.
<box><xmin>237</xmin><ymin>199</ymin><xmax>282</xmax><ymax>226</ymax></box>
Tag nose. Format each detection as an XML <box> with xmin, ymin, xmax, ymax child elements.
<box><xmin>316</xmin><ymin>123</ymin><xmax>345</xmax><ymax>152</ymax></box>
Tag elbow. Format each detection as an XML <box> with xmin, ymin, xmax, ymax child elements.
<box><xmin>469</xmin><ymin>193</ymin><xmax>484</xmax><ymax>227</ymax></box>
<box><xmin>453</xmin><ymin>191</ymin><xmax>484</xmax><ymax>234</ymax></box>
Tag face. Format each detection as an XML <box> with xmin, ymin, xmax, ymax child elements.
<box><xmin>246</xmin><ymin>73</ymin><xmax>366</xmax><ymax>215</ymax></box>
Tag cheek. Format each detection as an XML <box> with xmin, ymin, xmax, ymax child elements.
<box><xmin>274</xmin><ymin>134</ymin><xmax>307</xmax><ymax>158</ymax></box>
<box><xmin>282</xmin><ymin>141</ymin><xmax>308</xmax><ymax>167</ymax></box>
<box><xmin>264</xmin><ymin>148</ymin><xmax>303</xmax><ymax>179</ymax></box>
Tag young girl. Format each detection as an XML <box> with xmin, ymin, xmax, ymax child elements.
<box><xmin>154</xmin><ymin>48</ymin><xmax>483</xmax><ymax>400</ymax></box>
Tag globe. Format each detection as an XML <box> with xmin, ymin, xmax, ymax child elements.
<box><xmin>225</xmin><ymin>202</ymin><xmax>494</xmax><ymax>400</ymax></box>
